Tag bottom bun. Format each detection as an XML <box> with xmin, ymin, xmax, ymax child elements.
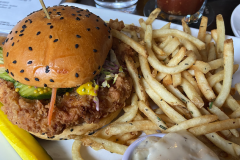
<box><xmin>31</xmin><ymin>109</ymin><xmax>121</xmax><ymax>141</ymax></box>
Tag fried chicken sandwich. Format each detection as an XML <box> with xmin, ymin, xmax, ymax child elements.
<box><xmin>0</xmin><ymin>5</ymin><xmax>132</xmax><ymax>140</ymax></box>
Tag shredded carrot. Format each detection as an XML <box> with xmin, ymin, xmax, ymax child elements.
<box><xmin>0</xmin><ymin>64</ymin><xmax>5</xmax><ymax>68</ymax></box>
<box><xmin>48</xmin><ymin>88</ymin><xmax>57</xmax><ymax>125</ymax></box>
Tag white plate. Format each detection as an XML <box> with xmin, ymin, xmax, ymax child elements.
<box><xmin>1</xmin><ymin>2</ymin><xmax>240</xmax><ymax>160</ymax></box>
<box><xmin>231</xmin><ymin>4</ymin><xmax>240</xmax><ymax>37</ymax></box>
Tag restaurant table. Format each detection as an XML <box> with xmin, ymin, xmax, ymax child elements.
<box><xmin>66</xmin><ymin>0</ymin><xmax>240</xmax><ymax>36</ymax></box>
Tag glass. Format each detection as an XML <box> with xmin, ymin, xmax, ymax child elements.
<box><xmin>94</xmin><ymin>0</ymin><xmax>138</xmax><ymax>13</ymax></box>
<box><xmin>156</xmin><ymin>0</ymin><xmax>207</xmax><ymax>24</ymax></box>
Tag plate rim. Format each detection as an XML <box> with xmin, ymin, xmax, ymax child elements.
<box><xmin>231</xmin><ymin>4</ymin><xmax>240</xmax><ymax>37</ymax></box>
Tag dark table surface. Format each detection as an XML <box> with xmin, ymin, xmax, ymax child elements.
<box><xmin>72</xmin><ymin>0</ymin><xmax>240</xmax><ymax>36</ymax></box>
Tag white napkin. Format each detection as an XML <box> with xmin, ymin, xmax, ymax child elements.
<box><xmin>0</xmin><ymin>0</ymin><xmax>63</xmax><ymax>34</ymax></box>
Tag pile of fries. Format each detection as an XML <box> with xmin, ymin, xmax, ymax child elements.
<box><xmin>70</xmin><ymin>8</ymin><xmax>240</xmax><ymax>159</ymax></box>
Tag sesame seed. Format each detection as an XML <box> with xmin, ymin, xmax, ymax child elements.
<box><xmin>76</xmin><ymin>17</ymin><xmax>80</xmax><ymax>20</ymax></box>
<box><xmin>98</xmin><ymin>66</ymin><xmax>101</xmax><ymax>69</ymax></box>
<box><xmin>53</xmin><ymin>9</ymin><xmax>56</xmax><ymax>11</ymax></box>
<box><xmin>42</xmin><ymin>133</ymin><xmax>45</xmax><ymax>135</ymax></box>
<box><xmin>50</xmin><ymin>79</ymin><xmax>54</xmax><ymax>82</ymax></box>
<box><xmin>47</xmin><ymin>23</ymin><xmax>51</xmax><ymax>25</ymax></box>
<box><xmin>108</xmin><ymin>30</ymin><xmax>110</xmax><ymax>33</ymax></box>
<box><xmin>12</xmin><ymin>60</ymin><xmax>17</xmax><ymax>64</ymax></box>
<box><xmin>93</xmin><ymin>71</ymin><xmax>96</xmax><ymax>75</ymax></box>
<box><xmin>19</xmin><ymin>34</ymin><xmax>24</xmax><ymax>36</ymax></box>
<box><xmin>2</xmin><ymin>42</ymin><xmax>4</xmax><ymax>45</ymax></box>
<box><xmin>96</xmin><ymin>19</ymin><xmax>99</xmax><ymax>22</ymax></box>
<box><xmin>85</xmin><ymin>15</ymin><xmax>89</xmax><ymax>18</ymax></box>
<box><xmin>35</xmin><ymin>78</ymin><xmax>39</xmax><ymax>81</ymax></box>
<box><xmin>108</xmin><ymin>35</ymin><xmax>111</xmax><ymax>39</ymax></box>
<box><xmin>27</xmin><ymin>61</ymin><xmax>32</xmax><ymax>64</ymax></box>
<box><xmin>75</xmin><ymin>73</ymin><xmax>79</xmax><ymax>78</ymax></box>
<box><xmin>72</xmin><ymin>14</ymin><xmax>76</xmax><ymax>16</ymax></box>
<box><xmin>45</xmin><ymin>66</ymin><xmax>50</xmax><ymax>73</ymax></box>
<box><xmin>10</xmin><ymin>31</ymin><xmax>12</xmax><ymax>34</ymax></box>
<box><xmin>11</xmin><ymin>72</ymin><xmax>14</xmax><ymax>77</ymax></box>
<box><xmin>6</xmin><ymin>69</ymin><xmax>9</xmax><ymax>73</ymax></box>
<box><xmin>57</xmin><ymin>12</ymin><xmax>61</xmax><ymax>15</ymax></box>
<box><xmin>10</xmin><ymin>37</ymin><xmax>13</xmax><ymax>40</ymax></box>
<box><xmin>76</xmin><ymin>35</ymin><xmax>81</xmax><ymax>38</ymax></box>
<box><xmin>50</xmin><ymin>25</ymin><xmax>53</xmax><ymax>29</ymax></box>
<box><xmin>25</xmin><ymin>20</ymin><xmax>28</xmax><ymax>23</ymax></box>
<box><xmin>49</xmin><ymin>35</ymin><xmax>52</xmax><ymax>39</ymax></box>
<box><xmin>36</xmin><ymin>31</ymin><xmax>41</xmax><ymax>35</ymax></box>
<box><xmin>86</xmin><ymin>9</ymin><xmax>89</xmax><ymax>12</ymax></box>
<box><xmin>28</xmin><ymin>19</ymin><xmax>32</xmax><ymax>23</ymax></box>
<box><xmin>104</xmin><ymin>23</ymin><xmax>107</xmax><ymax>27</ymax></box>
<box><xmin>22</xmin><ymin>25</ymin><xmax>27</xmax><ymax>29</ymax></box>
<box><xmin>93</xmin><ymin>49</ymin><xmax>97</xmax><ymax>52</ymax></box>
<box><xmin>78</xmin><ymin>14</ymin><xmax>82</xmax><ymax>16</ymax></box>
<box><xmin>87</xmin><ymin>28</ymin><xmax>90</xmax><ymax>31</ymax></box>
<box><xmin>75</xmin><ymin>44</ymin><xmax>79</xmax><ymax>48</ymax></box>
<box><xmin>25</xmin><ymin>78</ymin><xmax>30</xmax><ymax>81</ymax></box>
<box><xmin>29</xmin><ymin>47</ymin><xmax>32</xmax><ymax>51</ymax></box>
<box><xmin>6</xmin><ymin>52</ymin><xmax>9</xmax><ymax>57</ymax></box>
<box><xmin>76</xmin><ymin>11</ymin><xmax>80</xmax><ymax>13</ymax></box>
<box><xmin>12</xmin><ymin>42</ymin><xmax>14</xmax><ymax>46</ymax></box>
<box><xmin>5</xmin><ymin>38</ymin><xmax>9</xmax><ymax>42</ymax></box>
<box><xmin>70</xmin><ymin>129</ymin><xmax>74</xmax><ymax>132</ymax></box>
<box><xmin>20</xmin><ymin>69</ymin><xmax>24</xmax><ymax>73</ymax></box>
<box><xmin>96</xmin><ymin>27</ymin><xmax>100</xmax><ymax>30</ymax></box>
<box><xmin>53</xmin><ymin>39</ymin><xmax>58</xmax><ymax>42</ymax></box>
<box><xmin>44</xmin><ymin>84</ymin><xmax>47</xmax><ymax>87</ymax></box>
<box><xmin>60</xmin><ymin>17</ymin><xmax>64</xmax><ymax>20</ymax></box>
<box><xmin>15</xmin><ymin>31</ymin><xmax>18</xmax><ymax>34</ymax></box>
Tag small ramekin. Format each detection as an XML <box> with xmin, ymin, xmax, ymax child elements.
<box><xmin>122</xmin><ymin>133</ymin><xmax>166</xmax><ymax>160</ymax></box>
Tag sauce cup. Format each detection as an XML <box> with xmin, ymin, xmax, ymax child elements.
<box><xmin>122</xmin><ymin>133</ymin><xmax>166</xmax><ymax>160</ymax></box>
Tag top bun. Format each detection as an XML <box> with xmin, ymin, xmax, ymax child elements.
<box><xmin>3</xmin><ymin>6</ymin><xmax>112</xmax><ymax>88</ymax></box>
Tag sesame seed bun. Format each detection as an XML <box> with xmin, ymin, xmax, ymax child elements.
<box><xmin>3</xmin><ymin>6</ymin><xmax>112</xmax><ymax>88</ymax></box>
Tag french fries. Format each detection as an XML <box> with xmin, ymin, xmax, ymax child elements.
<box><xmin>70</xmin><ymin>135</ymin><xmax>128</xmax><ymax>155</ymax></box>
<box><xmin>145</xmin><ymin>8</ymin><xmax>161</xmax><ymax>25</ymax></box>
<box><xmin>214</xmin><ymin>39</ymin><xmax>234</xmax><ymax>108</ymax></box>
<box><xmin>235</xmin><ymin>83</ymin><xmax>240</xmax><ymax>95</ymax></box>
<box><xmin>70</xmin><ymin>9</ymin><xmax>240</xmax><ymax>159</ymax></box>
<box><xmin>72</xmin><ymin>140</ymin><xmax>84</xmax><ymax>160</ymax></box>
<box><xmin>139</xmin><ymin>54</ymin><xmax>185</xmax><ymax>107</ymax></box>
<box><xmin>152</xmin><ymin>29</ymin><xmax>205</xmax><ymax>50</ymax></box>
<box><xmin>208</xmin><ymin>42</ymin><xmax>216</xmax><ymax>62</ymax></box>
<box><xmin>124</xmin><ymin>55</ymin><xmax>147</xmax><ymax>102</ymax></box>
<box><xmin>190</xmin><ymin>61</ymin><xmax>211</xmax><ymax>74</ymax></box>
<box><xmin>105</xmin><ymin>120</ymin><xmax>160</xmax><ymax>136</ymax></box>
<box><xmin>197</xmin><ymin>16</ymin><xmax>208</xmax><ymax>42</ymax></box>
<box><xmin>181</xmin><ymin>19</ymin><xmax>191</xmax><ymax>35</ymax></box>
<box><xmin>189</xmin><ymin>118</ymin><xmax>240</xmax><ymax>136</ymax></box>
<box><xmin>164</xmin><ymin>115</ymin><xmax>218</xmax><ymax>133</ymax></box>
<box><xmin>111</xmin><ymin>29</ymin><xmax>148</xmax><ymax>58</ymax></box>
<box><xmin>181</xmin><ymin>78</ymin><xmax>204</xmax><ymax>108</ymax></box>
<box><xmin>138</xmin><ymin>101</ymin><xmax>168</xmax><ymax>131</ymax></box>
<box><xmin>216</xmin><ymin>14</ymin><xmax>225</xmax><ymax>58</ymax></box>
<box><xmin>142</xmin><ymin>78</ymin><xmax>186</xmax><ymax>123</ymax></box>
<box><xmin>195</xmin><ymin>70</ymin><xmax>216</xmax><ymax>101</ymax></box>
<box><xmin>166</xmin><ymin>85</ymin><xmax>202</xmax><ymax>118</ymax></box>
